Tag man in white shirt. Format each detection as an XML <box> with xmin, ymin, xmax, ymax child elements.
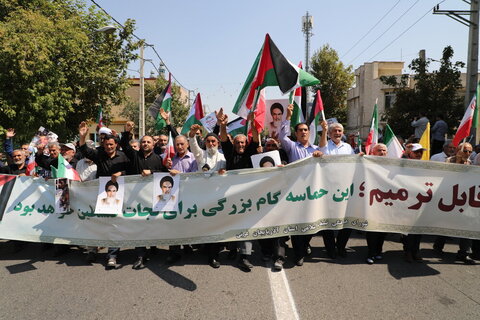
<box><xmin>318</xmin><ymin>120</ymin><xmax>357</xmax><ymax>258</ymax></box>
<box><xmin>430</xmin><ymin>140</ymin><xmax>455</xmax><ymax>162</ymax></box>
<box><xmin>188</xmin><ymin>124</ymin><xmax>226</xmax><ymax>173</ymax></box>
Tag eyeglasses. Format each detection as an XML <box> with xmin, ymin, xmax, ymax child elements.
<box><xmin>463</xmin><ymin>150</ymin><xmax>473</xmax><ymax>153</ymax></box>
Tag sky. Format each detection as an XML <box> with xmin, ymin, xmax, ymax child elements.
<box><xmin>90</xmin><ymin>0</ymin><xmax>473</xmax><ymax>115</ymax></box>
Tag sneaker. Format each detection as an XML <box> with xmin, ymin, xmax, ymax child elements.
<box><xmin>366</xmin><ymin>257</ymin><xmax>374</xmax><ymax>265</ymax></box>
<box><xmin>209</xmin><ymin>258</ymin><xmax>220</xmax><ymax>269</ymax></box>
<box><xmin>238</xmin><ymin>258</ymin><xmax>253</xmax><ymax>271</ymax></box>
<box><xmin>295</xmin><ymin>257</ymin><xmax>304</xmax><ymax>266</ymax></box>
<box><xmin>106</xmin><ymin>257</ymin><xmax>116</xmax><ymax>269</ymax></box>
<box><xmin>306</xmin><ymin>245</ymin><xmax>312</xmax><ymax>256</ymax></box>
<box><xmin>456</xmin><ymin>255</ymin><xmax>476</xmax><ymax>265</ymax></box>
<box><xmin>132</xmin><ymin>257</ymin><xmax>145</xmax><ymax>269</ymax></box>
<box><xmin>273</xmin><ymin>259</ymin><xmax>284</xmax><ymax>271</ymax></box>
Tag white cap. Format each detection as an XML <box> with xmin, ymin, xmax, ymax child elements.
<box><xmin>98</xmin><ymin>127</ymin><xmax>112</xmax><ymax>135</ymax></box>
<box><xmin>411</xmin><ymin>143</ymin><xmax>425</xmax><ymax>152</ymax></box>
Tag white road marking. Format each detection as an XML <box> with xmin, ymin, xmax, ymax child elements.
<box><xmin>267</xmin><ymin>266</ymin><xmax>300</xmax><ymax>320</ymax></box>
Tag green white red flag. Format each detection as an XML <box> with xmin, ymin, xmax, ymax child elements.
<box><xmin>289</xmin><ymin>61</ymin><xmax>307</xmax><ymax>129</ymax></box>
<box><xmin>181</xmin><ymin>93</ymin><xmax>204</xmax><ymax>135</ymax></box>
<box><xmin>233</xmin><ymin>34</ymin><xmax>319</xmax><ymax>119</ymax></box>
<box><xmin>50</xmin><ymin>154</ymin><xmax>80</xmax><ymax>181</ymax></box>
<box><xmin>365</xmin><ymin>100</ymin><xmax>379</xmax><ymax>155</ymax></box>
<box><xmin>97</xmin><ymin>105</ymin><xmax>104</xmax><ymax>127</ymax></box>
<box><xmin>161</xmin><ymin>131</ymin><xmax>175</xmax><ymax>166</ymax></box>
<box><xmin>453</xmin><ymin>95</ymin><xmax>476</xmax><ymax>146</ymax></box>
<box><xmin>149</xmin><ymin>73</ymin><xmax>172</xmax><ymax>131</ymax></box>
<box><xmin>307</xmin><ymin>89</ymin><xmax>325</xmax><ymax>145</ymax></box>
<box><xmin>384</xmin><ymin>124</ymin><xmax>404</xmax><ymax>158</ymax></box>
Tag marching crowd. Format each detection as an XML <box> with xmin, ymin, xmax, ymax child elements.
<box><xmin>1</xmin><ymin>104</ymin><xmax>479</xmax><ymax>271</ymax></box>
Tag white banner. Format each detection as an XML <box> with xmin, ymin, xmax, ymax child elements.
<box><xmin>1</xmin><ymin>156</ymin><xmax>479</xmax><ymax>247</ymax></box>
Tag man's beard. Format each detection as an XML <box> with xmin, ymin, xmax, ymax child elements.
<box><xmin>207</xmin><ymin>145</ymin><xmax>218</xmax><ymax>156</ymax></box>
<box><xmin>14</xmin><ymin>160</ymin><xmax>24</xmax><ymax>166</ymax></box>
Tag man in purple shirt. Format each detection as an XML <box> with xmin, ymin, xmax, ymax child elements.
<box><xmin>165</xmin><ymin>135</ymin><xmax>198</xmax><ymax>263</ymax></box>
<box><xmin>167</xmin><ymin>135</ymin><xmax>198</xmax><ymax>173</ymax></box>
<box><xmin>279</xmin><ymin>104</ymin><xmax>323</xmax><ymax>266</ymax></box>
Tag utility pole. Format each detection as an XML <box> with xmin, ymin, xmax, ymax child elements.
<box><xmin>433</xmin><ymin>1</ymin><xmax>478</xmax><ymax>107</ymax></box>
<box><xmin>139</xmin><ymin>44</ymin><xmax>145</xmax><ymax>137</ymax></box>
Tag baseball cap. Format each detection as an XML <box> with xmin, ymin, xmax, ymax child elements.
<box><xmin>411</xmin><ymin>143</ymin><xmax>425</xmax><ymax>152</ymax></box>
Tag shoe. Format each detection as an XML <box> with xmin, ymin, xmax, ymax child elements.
<box><xmin>86</xmin><ymin>251</ymin><xmax>96</xmax><ymax>263</ymax></box>
<box><xmin>209</xmin><ymin>258</ymin><xmax>220</xmax><ymax>269</ymax></box>
<box><xmin>456</xmin><ymin>255</ymin><xmax>476</xmax><ymax>265</ymax></box>
<box><xmin>374</xmin><ymin>255</ymin><xmax>383</xmax><ymax>260</ymax></box>
<box><xmin>106</xmin><ymin>257</ymin><xmax>117</xmax><ymax>269</ymax></box>
<box><xmin>132</xmin><ymin>257</ymin><xmax>145</xmax><ymax>269</ymax></box>
<box><xmin>366</xmin><ymin>257</ymin><xmax>374</xmax><ymax>265</ymax></box>
<box><xmin>404</xmin><ymin>252</ymin><xmax>413</xmax><ymax>263</ymax></box>
<box><xmin>166</xmin><ymin>252</ymin><xmax>181</xmax><ymax>264</ymax></box>
<box><xmin>238</xmin><ymin>257</ymin><xmax>254</xmax><ymax>271</ymax></box>
<box><xmin>273</xmin><ymin>259</ymin><xmax>284</xmax><ymax>271</ymax></box>
<box><xmin>227</xmin><ymin>249</ymin><xmax>237</xmax><ymax>260</ymax></box>
<box><xmin>295</xmin><ymin>257</ymin><xmax>304</xmax><ymax>266</ymax></box>
<box><xmin>306</xmin><ymin>245</ymin><xmax>312</xmax><ymax>256</ymax></box>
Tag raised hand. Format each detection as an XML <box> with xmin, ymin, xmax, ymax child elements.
<box><xmin>6</xmin><ymin>128</ymin><xmax>15</xmax><ymax>138</ymax></box>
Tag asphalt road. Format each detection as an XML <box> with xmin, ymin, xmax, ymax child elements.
<box><xmin>1</xmin><ymin>233</ymin><xmax>480</xmax><ymax>320</ymax></box>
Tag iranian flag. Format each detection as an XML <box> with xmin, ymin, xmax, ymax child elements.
<box><xmin>149</xmin><ymin>73</ymin><xmax>172</xmax><ymax>130</ymax></box>
<box><xmin>233</xmin><ymin>34</ymin><xmax>319</xmax><ymax>119</ymax></box>
<box><xmin>50</xmin><ymin>154</ymin><xmax>80</xmax><ymax>181</ymax></box>
<box><xmin>384</xmin><ymin>124</ymin><xmax>404</xmax><ymax>158</ymax></box>
<box><xmin>161</xmin><ymin>131</ymin><xmax>175</xmax><ymax>166</ymax></box>
<box><xmin>307</xmin><ymin>89</ymin><xmax>325</xmax><ymax>145</ymax></box>
<box><xmin>364</xmin><ymin>100</ymin><xmax>379</xmax><ymax>155</ymax></box>
<box><xmin>289</xmin><ymin>62</ymin><xmax>307</xmax><ymax>129</ymax></box>
<box><xmin>97</xmin><ymin>105</ymin><xmax>104</xmax><ymax>127</ymax></box>
<box><xmin>181</xmin><ymin>93</ymin><xmax>204</xmax><ymax>135</ymax></box>
<box><xmin>252</xmin><ymin>88</ymin><xmax>266</xmax><ymax>135</ymax></box>
<box><xmin>453</xmin><ymin>95</ymin><xmax>476</xmax><ymax>146</ymax></box>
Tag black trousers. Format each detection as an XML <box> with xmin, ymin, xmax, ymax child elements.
<box><xmin>258</xmin><ymin>237</ymin><xmax>287</xmax><ymax>261</ymax></box>
<box><xmin>321</xmin><ymin>229</ymin><xmax>352</xmax><ymax>253</ymax></box>
<box><xmin>366</xmin><ymin>232</ymin><xmax>386</xmax><ymax>257</ymax></box>
<box><xmin>404</xmin><ymin>234</ymin><xmax>422</xmax><ymax>255</ymax></box>
<box><xmin>291</xmin><ymin>235</ymin><xmax>313</xmax><ymax>260</ymax></box>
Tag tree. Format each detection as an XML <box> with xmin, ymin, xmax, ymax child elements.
<box><xmin>0</xmin><ymin>0</ymin><xmax>140</xmax><ymax>142</ymax></box>
<box><xmin>309</xmin><ymin>44</ymin><xmax>355</xmax><ymax>123</ymax></box>
<box><xmin>120</xmin><ymin>77</ymin><xmax>189</xmax><ymax>136</ymax></box>
<box><xmin>380</xmin><ymin>46</ymin><xmax>465</xmax><ymax>139</ymax></box>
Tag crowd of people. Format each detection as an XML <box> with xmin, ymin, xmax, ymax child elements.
<box><xmin>1</xmin><ymin>105</ymin><xmax>479</xmax><ymax>271</ymax></box>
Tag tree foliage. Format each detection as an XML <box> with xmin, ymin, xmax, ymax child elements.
<box><xmin>0</xmin><ymin>0</ymin><xmax>140</xmax><ymax>142</ymax></box>
<box><xmin>121</xmin><ymin>77</ymin><xmax>189</xmax><ymax>136</ymax></box>
<box><xmin>380</xmin><ymin>46</ymin><xmax>465</xmax><ymax>138</ymax></box>
<box><xmin>309</xmin><ymin>44</ymin><xmax>354</xmax><ymax>123</ymax></box>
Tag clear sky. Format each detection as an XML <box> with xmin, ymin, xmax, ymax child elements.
<box><xmin>91</xmin><ymin>0</ymin><xmax>472</xmax><ymax>114</ymax></box>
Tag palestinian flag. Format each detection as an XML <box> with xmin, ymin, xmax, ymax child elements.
<box><xmin>227</xmin><ymin>117</ymin><xmax>248</xmax><ymax>138</ymax></box>
<box><xmin>149</xmin><ymin>73</ymin><xmax>172</xmax><ymax>130</ymax></box>
<box><xmin>307</xmin><ymin>90</ymin><xmax>325</xmax><ymax>146</ymax></box>
<box><xmin>161</xmin><ymin>131</ymin><xmax>175</xmax><ymax>166</ymax></box>
<box><xmin>289</xmin><ymin>62</ymin><xmax>307</xmax><ymax>129</ymax></box>
<box><xmin>364</xmin><ymin>101</ymin><xmax>379</xmax><ymax>155</ymax></box>
<box><xmin>419</xmin><ymin>122</ymin><xmax>430</xmax><ymax>160</ymax></box>
<box><xmin>0</xmin><ymin>175</ymin><xmax>16</xmax><ymax>221</ymax></box>
<box><xmin>50</xmin><ymin>154</ymin><xmax>80</xmax><ymax>181</ymax></box>
<box><xmin>233</xmin><ymin>34</ymin><xmax>319</xmax><ymax>119</ymax></box>
<box><xmin>181</xmin><ymin>93</ymin><xmax>204</xmax><ymax>135</ymax></box>
<box><xmin>453</xmin><ymin>95</ymin><xmax>476</xmax><ymax>146</ymax></box>
<box><xmin>384</xmin><ymin>124</ymin><xmax>404</xmax><ymax>158</ymax></box>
